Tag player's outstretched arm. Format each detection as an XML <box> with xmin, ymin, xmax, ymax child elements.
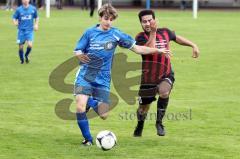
<box><xmin>34</xmin><ymin>18</ymin><xmax>39</xmax><ymax>31</ymax></box>
<box><xmin>130</xmin><ymin>44</ymin><xmax>172</xmax><ymax>57</ymax></box>
<box><xmin>175</xmin><ymin>35</ymin><xmax>200</xmax><ymax>58</ymax></box>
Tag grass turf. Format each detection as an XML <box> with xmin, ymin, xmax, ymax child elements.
<box><xmin>0</xmin><ymin>8</ymin><xmax>240</xmax><ymax>159</ymax></box>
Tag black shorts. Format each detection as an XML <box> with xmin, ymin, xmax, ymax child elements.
<box><xmin>138</xmin><ymin>75</ymin><xmax>175</xmax><ymax>105</ymax></box>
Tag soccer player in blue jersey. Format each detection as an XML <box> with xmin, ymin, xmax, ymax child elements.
<box><xmin>74</xmin><ymin>4</ymin><xmax>171</xmax><ymax>146</ymax></box>
<box><xmin>12</xmin><ymin>0</ymin><xmax>39</xmax><ymax>64</ymax></box>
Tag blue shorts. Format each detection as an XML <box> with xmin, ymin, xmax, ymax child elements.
<box><xmin>74</xmin><ymin>77</ymin><xmax>110</xmax><ymax>104</ymax></box>
<box><xmin>17</xmin><ymin>29</ymin><xmax>34</xmax><ymax>45</ymax></box>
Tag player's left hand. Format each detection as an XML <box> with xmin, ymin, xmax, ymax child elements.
<box><xmin>150</xmin><ymin>19</ymin><xmax>157</xmax><ymax>32</ymax></box>
<box><xmin>192</xmin><ymin>45</ymin><xmax>200</xmax><ymax>58</ymax></box>
<box><xmin>14</xmin><ymin>21</ymin><xmax>19</xmax><ymax>26</ymax></box>
<box><xmin>34</xmin><ymin>24</ymin><xmax>38</xmax><ymax>31</ymax></box>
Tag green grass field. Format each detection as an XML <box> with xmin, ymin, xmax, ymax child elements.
<box><xmin>0</xmin><ymin>8</ymin><xmax>240</xmax><ymax>159</ymax></box>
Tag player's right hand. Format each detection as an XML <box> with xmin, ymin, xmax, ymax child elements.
<box><xmin>158</xmin><ymin>48</ymin><xmax>172</xmax><ymax>58</ymax></box>
<box><xmin>192</xmin><ymin>45</ymin><xmax>200</xmax><ymax>58</ymax></box>
<box><xmin>77</xmin><ymin>54</ymin><xmax>90</xmax><ymax>63</ymax></box>
<box><xmin>34</xmin><ymin>24</ymin><xmax>38</xmax><ymax>31</ymax></box>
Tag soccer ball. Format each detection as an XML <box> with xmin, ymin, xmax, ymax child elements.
<box><xmin>96</xmin><ymin>130</ymin><xmax>117</xmax><ymax>151</ymax></box>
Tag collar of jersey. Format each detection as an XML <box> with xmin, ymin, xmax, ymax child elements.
<box><xmin>22</xmin><ymin>4</ymin><xmax>31</xmax><ymax>10</ymax></box>
<box><xmin>94</xmin><ymin>24</ymin><xmax>112</xmax><ymax>33</ymax></box>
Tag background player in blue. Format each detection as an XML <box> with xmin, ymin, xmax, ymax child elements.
<box><xmin>73</xmin><ymin>3</ymin><xmax>171</xmax><ymax>146</ymax></box>
<box><xmin>12</xmin><ymin>0</ymin><xmax>39</xmax><ymax>64</ymax></box>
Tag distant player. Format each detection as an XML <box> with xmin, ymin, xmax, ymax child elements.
<box><xmin>133</xmin><ymin>10</ymin><xmax>200</xmax><ymax>137</ymax></box>
<box><xmin>12</xmin><ymin>0</ymin><xmax>39</xmax><ymax>64</ymax></box>
<box><xmin>74</xmin><ymin>4</ymin><xmax>170</xmax><ymax>146</ymax></box>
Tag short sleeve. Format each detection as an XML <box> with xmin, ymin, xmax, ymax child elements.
<box><xmin>33</xmin><ymin>8</ymin><xmax>38</xmax><ymax>19</ymax></box>
<box><xmin>135</xmin><ymin>33</ymin><xmax>148</xmax><ymax>46</ymax></box>
<box><xmin>114</xmin><ymin>29</ymin><xmax>136</xmax><ymax>49</ymax></box>
<box><xmin>166</xmin><ymin>28</ymin><xmax>176</xmax><ymax>41</ymax></box>
<box><xmin>74</xmin><ymin>30</ymin><xmax>89</xmax><ymax>54</ymax></box>
<box><xmin>12</xmin><ymin>9</ymin><xmax>19</xmax><ymax>20</ymax></box>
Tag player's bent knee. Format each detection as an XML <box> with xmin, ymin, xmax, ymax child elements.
<box><xmin>139</xmin><ymin>104</ymin><xmax>150</xmax><ymax>113</ymax></box>
<box><xmin>100</xmin><ymin>113</ymin><xmax>108</xmax><ymax>120</ymax></box>
<box><xmin>143</xmin><ymin>105</ymin><xmax>150</xmax><ymax>112</ymax></box>
<box><xmin>76</xmin><ymin>105</ymin><xmax>86</xmax><ymax>113</ymax></box>
<box><xmin>19</xmin><ymin>45</ymin><xmax>24</xmax><ymax>49</ymax></box>
<box><xmin>138</xmin><ymin>107</ymin><xmax>144</xmax><ymax>113</ymax></box>
<box><xmin>159</xmin><ymin>92</ymin><xmax>170</xmax><ymax>99</ymax></box>
<box><xmin>28</xmin><ymin>44</ymin><xmax>33</xmax><ymax>48</ymax></box>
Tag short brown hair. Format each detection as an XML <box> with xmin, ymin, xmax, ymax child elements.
<box><xmin>98</xmin><ymin>3</ymin><xmax>118</xmax><ymax>20</ymax></box>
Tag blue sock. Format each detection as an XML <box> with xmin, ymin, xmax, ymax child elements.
<box><xmin>25</xmin><ymin>46</ymin><xmax>32</xmax><ymax>57</ymax></box>
<box><xmin>18</xmin><ymin>49</ymin><xmax>24</xmax><ymax>63</ymax></box>
<box><xmin>87</xmin><ymin>97</ymin><xmax>98</xmax><ymax>113</ymax></box>
<box><xmin>76</xmin><ymin>112</ymin><xmax>92</xmax><ymax>142</ymax></box>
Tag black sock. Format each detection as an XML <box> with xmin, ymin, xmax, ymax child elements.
<box><xmin>19</xmin><ymin>49</ymin><xmax>24</xmax><ymax>63</ymax></box>
<box><xmin>156</xmin><ymin>97</ymin><xmax>169</xmax><ymax>124</ymax></box>
<box><xmin>137</xmin><ymin>109</ymin><xmax>147</xmax><ymax>128</ymax></box>
<box><xmin>25</xmin><ymin>46</ymin><xmax>32</xmax><ymax>57</ymax></box>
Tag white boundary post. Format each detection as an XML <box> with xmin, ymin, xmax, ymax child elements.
<box><xmin>46</xmin><ymin>0</ymin><xmax>50</xmax><ymax>18</ymax></box>
<box><xmin>193</xmin><ymin>0</ymin><xmax>198</xmax><ymax>19</ymax></box>
<box><xmin>98</xmin><ymin>0</ymin><xmax>102</xmax><ymax>10</ymax></box>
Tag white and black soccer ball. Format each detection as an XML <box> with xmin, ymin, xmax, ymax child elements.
<box><xmin>96</xmin><ymin>130</ymin><xmax>117</xmax><ymax>151</ymax></box>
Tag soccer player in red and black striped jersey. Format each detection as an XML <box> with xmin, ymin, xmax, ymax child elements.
<box><xmin>133</xmin><ymin>10</ymin><xmax>200</xmax><ymax>137</ymax></box>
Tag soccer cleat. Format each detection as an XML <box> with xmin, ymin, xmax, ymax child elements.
<box><xmin>133</xmin><ymin>124</ymin><xmax>144</xmax><ymax>137</ymax></box>
<box><xmin>156</xmin><ymin>123</ymin><xmax>165</xmax><ymax>136</ymax></box>
<box><xmin>25</xmin><ymin>56</ymin><xmax>29</xmax><ymax>64</ymax></box>
<box><xmin>20</xmin><ymin>60</ymin><xmax>24</xmax><ymax>64</ymax></box>
<box><xmin>81</xmin><ymin>139</ymin><xmax>93</xmax><ymax>146</ymax></box>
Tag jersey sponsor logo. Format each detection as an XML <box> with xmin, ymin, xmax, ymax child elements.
<box><xmin>89</xmin><ymin>41</ymin><xmax>116</xmax><ymax>51</ymax></box>
<box><xmin>155</xmin><ymin>40</ymin><xmax>167</xmax><ymax>48</ymax></box>
<box><xmin>89</xmin><ymin>42</ymin><xmax>104</xmax><ymax>50</ymax></box>
<box><xmin>21</xmin><ymin>14</ymin><xmax>32</xmax><ymax>20</ymax></box>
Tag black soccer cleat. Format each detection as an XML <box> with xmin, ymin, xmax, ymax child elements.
<box><xmin>156</xmin><ymin>123</ymin><xmax>165</xmax><ymax>136</ymax></box>
<box><xmin>25</xmin><ymin>56</ymin><xmax>29</xmax><ymax>64</ymax></box>
<box><xmin>133</xmin><ymin>124</ymin><xmax>143</xmax><ymax>137</ymax></box>
<box><xmin>81</xmin><ymin>139</ymin><xmax>93</xmax><ymax>146</ymax></box>
<box><xmin>20</xmin><ymin>60</ymin><xmax>24</xmax><ymax>64</ymax></box>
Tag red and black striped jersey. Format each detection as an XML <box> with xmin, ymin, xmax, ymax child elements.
<box><xmin>135</xmin><ymin>28</ymin><xmax>176</xmax><ymax>85</ymax></box>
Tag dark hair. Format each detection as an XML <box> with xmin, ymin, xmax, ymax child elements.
<box><xmin>138</xmin><ymin>10</ymin><xmax>155</xmax><ymax>22</ymax></box>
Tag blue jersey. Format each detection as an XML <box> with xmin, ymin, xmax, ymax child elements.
<box><xmin>74</xmin><ymin>24</ymin><xmax>136</xmax><ymax>87</ymax></box>
<box><xmin>12</xmin><ymin>5</ymin><xmax>38</xmax><ymax>31</ymax></box>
